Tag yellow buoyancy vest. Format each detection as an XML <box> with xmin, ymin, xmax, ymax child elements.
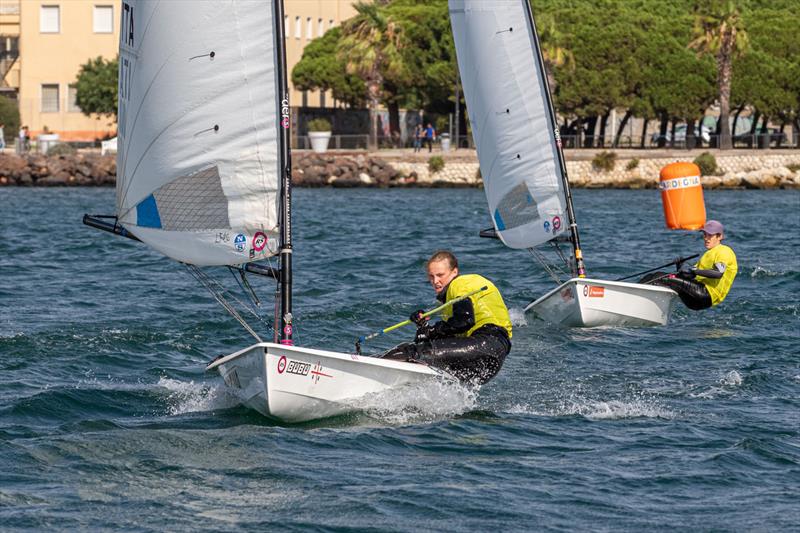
<box><xmin>695</xmin><ymin>244</ymin><xmax>737</xmax><ymax>306</ymax></box>
<box><xmin>441</xmin><ymin>274</ymin><xmax>512</xmax><ymax>338</ymax></box>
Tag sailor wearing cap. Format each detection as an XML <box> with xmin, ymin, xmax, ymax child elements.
<box><xmin>640</xmin><ymin>220</ymin><xmax>738</xmax><ymax>310</ymax></box>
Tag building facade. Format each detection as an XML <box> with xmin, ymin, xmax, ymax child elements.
<box><xmin>5</xmin><ymin>0</ymin><xmax>355</xmax><ymax>142</ymax></box>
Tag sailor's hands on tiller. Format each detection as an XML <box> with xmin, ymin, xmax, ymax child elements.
<box><xmin>409</xmin><ymin>309</ymin><xmax>428</xmax><ymax>326</ymax></box>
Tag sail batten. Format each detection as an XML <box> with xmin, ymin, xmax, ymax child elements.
<box><xmin>116</xmin><ymin>0</ymin><xmax>281</xmax><ymax>266</ymax></box>
<box><xmin>449</xmin><ymin>0</ymin><xmax>568</xmax><ymax>250</ymax></box>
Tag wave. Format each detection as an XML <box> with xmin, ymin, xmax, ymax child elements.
<box><xmin>688</xmin><ymin>369</ymin><xmax>745</xmax><ymax>399</ymax></box>
<box><xmin>506</xmin><ymin>393</ymin><xmax>674</xmax><ymax>420</ymax></box>
<box><xmin>509</xmin><ymin>307</ymin><xmax>528</xmax><ymax>327</ymax></box>
<box><xmin>749</xmin><ymin>265</ymin><xmax>798</xmax><ymax>279</ymax></box>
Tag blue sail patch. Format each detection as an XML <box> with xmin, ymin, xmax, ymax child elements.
<box><xmin>493</xmin><ymin>209</ymin><xmax>506</xmax><ymax>231</ymax></box>
<box><xmin>136</xmin><ymin>194</ymin><xmax>162</xmax><ymax>228</ymax></box>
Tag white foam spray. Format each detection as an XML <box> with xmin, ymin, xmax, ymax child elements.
<box><xmin>157</xmin><ymin>377</ymin><xmax>240</xmax><ymax>415</ymax></box>
<box><xmin>347</xmin><ymin>378</ymin><xmax>479</xmax><ymax>425</ymax></box>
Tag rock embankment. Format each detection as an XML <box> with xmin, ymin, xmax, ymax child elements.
<box><xmin>1</xmin><ymin>151</ymin><xmax>799</xmax><ymax>189</ymax></box>
<box><xmin>0</xmin><ymin>153</ymin><xmax>115</xmax><ymax>186</ymax></box>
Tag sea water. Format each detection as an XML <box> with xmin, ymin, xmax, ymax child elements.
<box><xmin>1</xmin><ymin>187</ymin><xmax>798</xmax><ymax>530</ymax></box>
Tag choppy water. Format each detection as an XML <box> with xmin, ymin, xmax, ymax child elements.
<box><xmin>1</xmin><ymin>187</ymin><xmax>798</xmax><ymax>530</ymax></box>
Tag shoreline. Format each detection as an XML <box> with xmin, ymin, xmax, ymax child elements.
<box><xmin>1</xmin><ymin>149</ymin><xmax>798</xmax><ymax>189</ymax></box>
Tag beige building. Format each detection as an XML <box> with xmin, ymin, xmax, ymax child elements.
<box><xmin>4</xmin><ymin>0</ymin><xmax>356</xmax><ymax>142</ymax></box>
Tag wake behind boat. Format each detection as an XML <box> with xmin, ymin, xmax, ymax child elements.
<box><xmin>449</xmin><ymin>0</ymin><xmax>679</xmax><ymax>327</ymax></box>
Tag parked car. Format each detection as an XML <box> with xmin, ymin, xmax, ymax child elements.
<box><xmin>650</xmin><ymin>125</ymin><xmax>712</xmax><ymax>146</ymax></box>
<box><xmin>732</xmin><ymin>128</ymin><xmax>787</xmax><ymax>147</ymax></box>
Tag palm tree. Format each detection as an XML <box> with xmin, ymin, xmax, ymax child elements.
<box><xmin>337</xmin><ymin>1</ymin><xmax>405</xmax><ymax>149</ymax></box>
<box><xmin>538</xmin><ymin>14</ymin><xmax>574</xmax><ymax>93</ymax></box>
<box><xmin>689</xmin><ymin>0</ymin><xmax>749</xmax><ymax>150</ymax></box>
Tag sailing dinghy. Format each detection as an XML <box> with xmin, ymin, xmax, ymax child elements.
<box><xmin>449</xmin><ymin>0</ymin><xmax>677</xmax><ymax>327</ymax></box>
<box><xmin>84</xmin><ymin>0</ymin><xmax>454</xmax><ymax>423</ymax></box>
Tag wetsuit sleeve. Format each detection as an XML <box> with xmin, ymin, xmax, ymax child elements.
<box><xmin>694</xmin><ymin>262</ymin><xmax>725</xmax><ymax>279</ymax></box>
<box><xmin>430</xmin><ymin>298</ymin><xmax>475</xmax><ymax>339</ymax></box>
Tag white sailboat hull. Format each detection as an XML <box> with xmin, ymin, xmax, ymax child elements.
<box><xmin>206</xmin><ymin>342</ymin><xmax>452</xmax><ymax>423</ymax></box>
<box><xmin>525</xmin><ymin>278</ymin><xmax>678</xmax><ymax>327</ymax></box>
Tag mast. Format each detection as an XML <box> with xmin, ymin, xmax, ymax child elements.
<box><xmin>275</xmin><ymin>0</ymin><xmax>294</xmax><ymax>344</ymax></box>
<box><xmin>522</xmin><ymin>1</ymin><xmax>586</xmax><ymax>278</ymax></box>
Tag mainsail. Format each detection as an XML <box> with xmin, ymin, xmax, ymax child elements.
<box><xmin>449</xmin><ymin>0</ymin><xmax>569</xmax><ymax>251</ymax></box>
<box><xmin>116</xmin><ymin>0</ymin><xmax>281</xmax><ymax>266</ymax></box>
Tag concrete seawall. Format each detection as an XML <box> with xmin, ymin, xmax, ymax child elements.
<box><xmin>1</xmin><ymin>149</ymin><xmax>798</xmax><ymax>189</ymax></box>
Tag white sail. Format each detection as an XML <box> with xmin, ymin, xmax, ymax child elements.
<box><xmin>449</xmin><ymin>0</ymin><xmax>568</xmax><ymax>249</ymax></box>
<box><xmin>116</xmin><ymin>0</ymin><xmax>281</xmax><ymax>266</ymax></box>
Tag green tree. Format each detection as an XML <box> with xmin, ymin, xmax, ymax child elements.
<box><xmin>0</xmin><ymin>95</ymin><xmax>20</xmax><ymax>145</ymax></box>
<box><xmin>537</xmin><ymin>12</ymin><xmax>574</xmax><ymax>93</ymax></box>
<box><xmin>292</xmin><ymin>27</ymin><xmax>365</xmax><ymax>107</ymax></box>
<box><xmin>338</xmin><ymin>1</ymin><xmax>407</xmax><ymax>148</ymax></box>
<box><xmin>74</xmin><ymin>55</ymin><xmax>119</xmax><ymax>120</ymax></box>
<box><xmin>733</xmin><ymin>2</ymin><xmax>800</xmax><ymax>147</ymax></box>
<box><xmin>689</xmin><ymin>0</ymin><xmax>749</xmax><ymax>149</ymax></box>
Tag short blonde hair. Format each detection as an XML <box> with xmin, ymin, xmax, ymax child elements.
<box><xmin>426</xmin><ymin>250</ymin><xmax>458</xmax><ymax>270</ymax></box>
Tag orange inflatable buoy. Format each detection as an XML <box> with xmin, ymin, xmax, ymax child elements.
<box><xmin>659</xmin><ymin>162</ymin><xmax>706</xmax><ymax>230</ymax></box>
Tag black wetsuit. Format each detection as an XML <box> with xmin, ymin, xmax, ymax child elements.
<box><xmin>380</xmin><ymin>286</ymin><xmax>511</xmax><ymax>384</ymax></box>
<box><xmin>639</xmin><ymin>271</ymin><xmax>714</xmax><ymax>310</ymax></box>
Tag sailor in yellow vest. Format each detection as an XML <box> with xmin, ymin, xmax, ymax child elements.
<box><xmin>382</xmin><ymin>250</ymin><xmax>512</xmax><ymax>384</ymax></box>
<box><xmin>640</xmin><ymin>220</ymin><xmax>737</xmax><ymax>310</ymax></box>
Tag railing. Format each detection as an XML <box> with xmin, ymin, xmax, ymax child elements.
<box><xmin>0</xmin><ymin>1</ymin><xmax>19</xmax><ymax>16</ymax></box>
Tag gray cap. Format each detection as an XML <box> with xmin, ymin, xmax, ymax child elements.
<box><xmin>702</xmin><ymin>220</ymin><xmax>724</xmax><ymax>235</ymax></box>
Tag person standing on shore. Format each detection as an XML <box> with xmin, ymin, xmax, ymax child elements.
<box><xmin>0</xmin><ymin>123</ymin><xmax>5</xmax><ymax>151</ymax></box>
<box><xmin>423</xmin><ymin>122</ymin><xmax>436</xmax><ymax>153</ymax></box>
<box><xmin>17</xmin><ymin>126</ymin><xmax>25</xmax><ymax>154</ymax></box>
<box><xmin>413</xmin><ymin>123</ymin><xmax>423</xmax><ymax>153</ymax></box>
<box><xmin>639</xmin><ymin>220</ymin><xmax>738</xmax><ymax>310</ymax></box>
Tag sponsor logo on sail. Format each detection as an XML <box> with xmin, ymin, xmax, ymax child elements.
<box><xmin>544</xmin><ymin>220</ymin><xmax>551</xmax><ymax>233</ymax></box>
<box><xmin>253</xmin><ymin>232</ymin><xmax>267</xmax><ymax>252</ymax></box>
<box><xmin>552</xmin><ymin>216</ymin><xmax>562</xmax><ymax>232</ymax></box>
<box><xmin>281</xmin><ymin>96</ymin><xmax>290</xmax><ymax>129</ymax></box>
<box><xmin>233</xmin><ymin>233</ymin><xmax>246</xmax><ymax>252</ymax></box>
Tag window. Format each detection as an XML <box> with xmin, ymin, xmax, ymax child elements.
<box><xmin>295</xmin><ymin>16</ymin><xmax>300</xmax><ymax>39</ymax></box>
<box><xmin>68</xmin><ymin>84</ymin><xmax>81</xmax><ymax>113</ymax></box>
<box><xmin>318</xmin><ymin>18</ymin><xmax>324</xmax><ymax>37</ymax></box>
<box><xmin>40</xmin><ymin>5</ymin><xmax>60</xmax><ymax>33</ymax></box>
<box><xmin>284</xmin><ymin>15</ymin><xmax>289</xmax><ymax>38</ymax></box>
<box><xmin>93</xmin><ymin>5</ymin><xmax>114</xmax><ymax>33</ymax></box>
<box><xmin>306</xmin><ymin>17</ymin><xmax>312</xmax><ymax>39</ymax></box>
<box><xmin>42</xmin><ymin>84</ymin><xmax>59</xmax><ymax>113</ymax></box>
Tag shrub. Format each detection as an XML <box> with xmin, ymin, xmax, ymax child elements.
<box><xmin>428</xmin><ymin>155</ymin><xmax>445</xmax><ymax>174</ymax></box>
<box><xmin>625</xmin><ymin>158</ymin><xmax>640</xmax><ymax>171</ymax></box>
<box><xmin>47</xmin><ymin>143</ymin><xmax>77</xmax><ymax>156</ymax></box>
<box><xmin>306</xmin><ymin>117</ymin><xmax>331</xmax><ymax>132</ymax></box>
<box><xmin>787</xmin><ymin>163</ymin><xmax>800</xmax><ymax>173</ymax></box>
<box><xmin>693</xmin><ymin>152</ymin><xmax>718</xmax><ymax>176</ymax></box>
<box><xmin>591</xmin><ymin>151</ymin><xmax>617</xmax><ymax>172</ymax></box>
<box><xmin>435</xmin><ymin>116</ymin><xmax>449</xmax><ymax>134</ymax></box>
